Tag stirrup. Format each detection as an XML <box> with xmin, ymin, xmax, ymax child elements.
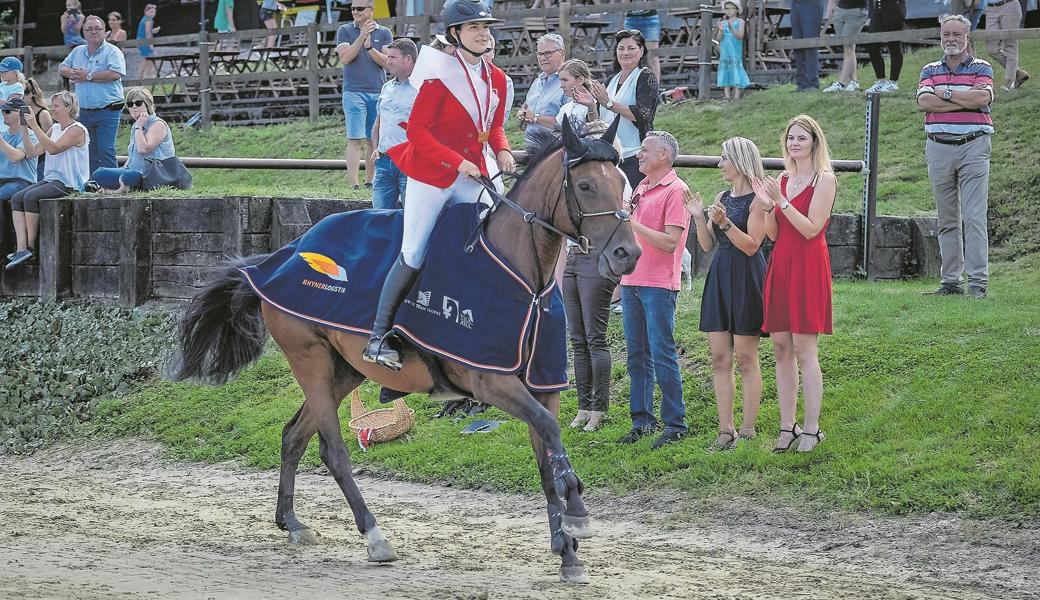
<box><xmin>362</xmin><ymin>335</ymin><xmax>402</xmax><ymax>371</ymax></box>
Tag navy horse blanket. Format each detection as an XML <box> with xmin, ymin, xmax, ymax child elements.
<box><xmin>239</xmin><ymin>202</ymin><xmax>568</xmax><ymax>392</ymax></box>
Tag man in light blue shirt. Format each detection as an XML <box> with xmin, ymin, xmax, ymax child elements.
<box><xmin>517</xmin><ymin>33</ymin><xmax>566</xmax><ymax>147</ymax></box>
<box><xmin>370</xmin><ymin>39</ymin><xmax>418</xmax><ymax>210</ymax></box>
<box><xmin>58</xmin><ymin>14</ymin><xmax>125</xmax><ymax>175</ymax></box>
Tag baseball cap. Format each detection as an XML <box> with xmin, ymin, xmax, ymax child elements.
<box><xmin>0</xmin><ymin>56</ymin><xmax>23</xmax><ymax>72</ymax></box>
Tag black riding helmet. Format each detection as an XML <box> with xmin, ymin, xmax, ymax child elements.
<box><xmin>442</xmin><ymin>0</ymin><xmax>501</xmax><ymax>57</ymax></box>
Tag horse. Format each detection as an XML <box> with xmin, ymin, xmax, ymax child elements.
<box><xmin>169</xmin><ymin>118</ymin><xmax>641</xmax><ymax>584</ymax></box>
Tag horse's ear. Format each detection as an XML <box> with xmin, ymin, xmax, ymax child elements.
<box><xmin>562</xmin><ymin>115</ymin><xmax>583</xmax><ymax>156</ymax></box>
<box><xmin>600</xmin><ymin>115</ymin><xmax>620</xmax><ymax>146</ymax></box>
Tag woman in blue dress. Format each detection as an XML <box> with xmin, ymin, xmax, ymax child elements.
<box><xmin>686</xmin><ymin>137</ymin><xmax>770</xmax><ymax>450</ymax></box>
<box><xmin>137</xmin><ymin>4</ymin><xmax>160</xmax><ymax>79</ymax></box>
<box><xmin>714</xmin><ymin>0</ymin><xmax>751</xmax><ymax>100</ymax></box>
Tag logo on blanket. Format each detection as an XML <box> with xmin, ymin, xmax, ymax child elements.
<box><xmin>299</xmin><ymin>252</ymin><xmax>349</xmax><ymax>282</ymax></box>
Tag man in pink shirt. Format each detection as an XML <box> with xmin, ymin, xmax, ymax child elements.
<box><xmin>617</xmin><ymin>131</ymin><xmax>692</xmax><ymax>450</ymax></box>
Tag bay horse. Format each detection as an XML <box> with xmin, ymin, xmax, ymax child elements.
<box><xmin>170</xmin><ymin>119</ymin><xmax>641</xmax><ymax>583</ymax></box>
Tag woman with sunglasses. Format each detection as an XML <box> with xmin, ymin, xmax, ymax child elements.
<box><xmin>589</xmin><ymin>29</ymin><xmax>659</xmax><ymax>188</ymax></box>
<box><xmin>90</xmin><ymin>88</ymin><xmax>174</xmax><ymax>193</ymax></box>
<box><xmin>106</xmin><ymin>12</ymin><xmax>127</xmax><ymax>42</ymax></box>
<box><xmin>363</xmin><ymin>0</ymin><xmax>514</xmax><ymax>370</ymax></box>
<box><xmin>23</xmin><ymin>79</ymin><xmax>52</xmax><ymax>182</ymax></box>
<box><xmin>7</xmin><ymin>91</ymin><xmax>89</xmax><ymax>269</ymax></box>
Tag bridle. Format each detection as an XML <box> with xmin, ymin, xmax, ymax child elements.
<box><xmin>476</xmin><ymin>145</ymin><xmax>631</xmax><ymax>289</ymax></box>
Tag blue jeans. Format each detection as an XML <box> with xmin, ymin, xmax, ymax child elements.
<box><xmin>371</xmin><ymin>155</ymin><xmax>407</xmax><ymax>209</ymax></box>
<box><xmin>621</xmin><ymin>285</ymin><xmax>686</xmax><ymax>433</ymax></box>
<box><xmin>79</xmin><ymin>108</ymin><xmax>122</xmax><ymax>176</ymax></box>
<box><xmin>791</xmin><ymin>0</ymin><xmax>824</xmax><ymax>90</ymax></box>
<box><xmin>342</xmin><ymin>91</ymin><xmax>379</xmax><ymax>140</ymax></box>
<box><xmin>93</xmin><ymin>167</ymin><xmax>143</xmax><ymax>190</ymax></box>
<box><xmin>0</xmin><ymin>179</ymin><xmax>31</xmax><ymax>201</ymax></box>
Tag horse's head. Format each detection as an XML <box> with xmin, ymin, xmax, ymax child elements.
<box><xmin>558</xmin><ymin>117</ymin><xmax>641</xmax><ymax>279</ymax></box>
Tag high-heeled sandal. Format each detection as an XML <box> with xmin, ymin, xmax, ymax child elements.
<box><xmin>772</xmin><ymin>425</ymin><xmax>803</xmax><ymax>453</ymax></box>
<box><xmin>737</xmin><ymin>427</ymin><xmax>756</xmax><ymax>440</ymax></box>
<box><xmin>713</xmin><ymin>430</ymin><xmax>738</xmax><ymax>451</ymax></box>
<box><xmin>797</xmin><ymin>429</ymin><xmax>826</xmax><ymax>452</ymax></box>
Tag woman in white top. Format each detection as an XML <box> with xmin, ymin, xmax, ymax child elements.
<box><xmin>6</xmin><ymin>91</ymin><xmax>89</xmax><ymax>269</ymax></box>
<box><xmin>554</xmin><ymin>59</ymin><xmax>601</xmax><ymax>133</ymax></box>
<box><xmin>589</xmin><ymin>29</ymin><xmax>659</xmax><ymax>187</ymax></box>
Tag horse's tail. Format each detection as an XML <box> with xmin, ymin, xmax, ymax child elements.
<box><xmin>167</xmin><ymin>254</ymin><xmax>270</xmax><ymax>385</ymax></box>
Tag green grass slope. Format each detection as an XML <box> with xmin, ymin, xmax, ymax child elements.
<box><xmin>97</xmin><ymin>257</ymin><xmax>1040</xmax><ymax>518</ymax></box>
<box><xmin>130</xmin><ymin>41</ymin><xmax>1040</xmax><ymax>256</ymax></box>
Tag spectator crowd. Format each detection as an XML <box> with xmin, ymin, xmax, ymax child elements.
<box><xmin>0</xmin><ymin>0</ymin><xmax>1026</xmax><ymax>451</ymax></box>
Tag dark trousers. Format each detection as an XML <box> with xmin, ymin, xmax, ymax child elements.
<box><xmin>791</xmin><ymin>0</ymin><xmax>824</xmax><ymax>90</ymax></box>
<box><xmin>867</xmin><ymin>2</ymin><xmax>906</xmax><ymax>81</ymax></box>
<box><xmin>563</xmin><ymin>251</ymin><xmax>618</xmax><ymax>412</ymax></box>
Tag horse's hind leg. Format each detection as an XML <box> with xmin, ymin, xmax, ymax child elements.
<box><xmin>530</xmin><ymin>392</ymin><xmax>589</xmax><ymax>584</ymax></box>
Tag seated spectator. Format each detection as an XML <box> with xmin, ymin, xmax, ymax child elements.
<box><xmin>0</xmin><ymin>57</ymin><xmax>26</xmax><ymax>102</ymax></box>
<box><xmin>0</xmin><ymin>99</ymin><xmax>42</xmax><ymax>247</ymax></box>
<box><xmin>517</xmin><ymin>33</ymin><xmax>566</xmax><ymax>147</ymax></box>
<box><xmin>590</xmin><ymin>29</ymin><xmax>659</xmax><ymax>187</ymax></box>
<box><xmin>23</xmin><ymin>79</ymin><xmax>53</xmax><ymax>183</ymax></box>
<box><xmin>91</xmin><ymin>88</ymin><xmax>174</xmax><ymax>193</ymax></box>
<box><xmin>107</xmin><ymin>12</ymin><xmax>128</xmax><ymax>42</ymax></box>
<box><xmin>555</xmin><ymin>59</ymin><xmax>600</xmax><ymax>131</ymax></box>
<box><xmin>7</xmin><ymin>91</ymin><xmax>89</xmax><ymax>270</ymax></box>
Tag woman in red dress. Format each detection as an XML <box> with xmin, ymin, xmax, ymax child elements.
<box><xmin>752</xmin><ymin>114</ymin><xmax>836</xmax><ymax>453</ymax></box>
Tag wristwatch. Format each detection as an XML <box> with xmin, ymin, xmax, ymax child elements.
<box><xmin>942</xmin><ymin>87</ymin><xmax>953</xmax><ymax>101</ymax></box>
<box><xmin>605</xmin><ymin>100</ymin><xmax>615</xmax><ymax>110</ymax></box>
<box><xmin>779</xmin><ymin>199</ymin><xmax>791</xmax><ymax>210</ymax></box>
<box><xmin>534</xmin><ymin>113</ymin><xmax>541</xmax><ymax>123</ymax></box>
<box><xmin>86</xmin><ymin>71</ymin><xmax>93</xmax><ymax>81</ymax></box>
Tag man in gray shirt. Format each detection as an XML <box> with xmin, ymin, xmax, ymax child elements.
<box><xmin>517</xmin><ymin>33</ymin><xmax>566</xmax><ymax>147</ymax></box>
<box><xmin>336</xmin><ymin>0</ymin><xmax>393</xmax><ymax>190</ymax></box>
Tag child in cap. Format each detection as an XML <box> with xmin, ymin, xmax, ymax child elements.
<box><xmin>0</xmin><ymin>57</ymin><xmax>25</xmax><ymax>102</ymax></box>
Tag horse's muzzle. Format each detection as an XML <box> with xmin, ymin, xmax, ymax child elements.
<box><xmin>598</xmin><ymin>243</ymin><xmax>641</xmax><ymax>279</ymax></box>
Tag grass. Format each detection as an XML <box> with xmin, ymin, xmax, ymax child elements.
<box><xmin>118</xmin><ymin>41</ymin><xmax>1040</xmax><ymax>255</ymax></box>
<box><xmin>96</xmin><ymin>255</ymin><xmax>1040</xmax><ymax>518</ymax></box>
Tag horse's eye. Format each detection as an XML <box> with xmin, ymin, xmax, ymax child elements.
<box><xmin>578</xmin><ymin>182</ymin><xmax>592</xmax><ymax>192</ymax></box>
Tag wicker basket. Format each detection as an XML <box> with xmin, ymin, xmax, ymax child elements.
<box><xmin>347</xmin><ymin>389</ymin><xmax>415</xmax><ymax>447</ymax></box>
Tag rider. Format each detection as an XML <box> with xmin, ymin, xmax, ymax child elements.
<box><xmin>363</xmin><ymin>0</ymin><xmax>515</xmax><ymax>370</ymax></box>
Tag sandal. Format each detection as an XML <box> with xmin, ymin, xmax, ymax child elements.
<box><xmin>772</xmin><ymin>425</ymin><xmax>803</xmax><ymax>453</ymax></box>
<box><xmin>737</xmin><ymin>427</ymin><xmax>756</xmax><ymax>440</ymax></box>
<box><xmin>712</xmin><ymin>430</ymin><xmax>738</xmax><ymax>451</ymax></box>
<box><xmin>797</xmin><ymin>430</ymin><xmax>826</xmax><ymax>452</ymax></box>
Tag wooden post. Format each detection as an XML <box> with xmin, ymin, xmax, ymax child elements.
<box><xmin>558</xmin><ymin>2</ymin><xmax>572</xmax><ymax>54</ymax></box>
<box><xmin>119</xmin><ymin>197</ymin><xmax>152</xmax><ymax>308</ymax></box>
<box><xmin>418</xmin><ymin>13</ymin><xmax>431</xmax><ymax>44</ymax></box>
<box><xmin>37</xmin><ymin>198</ymin><xmax>72</xmax><ymax>301</ymax></box>
<box><xmin>698</xmin><ymin>8</ymin><xmax>713</xmax><ymax>99</ymax></box>
<box><xmin>222</xmin><ymin>197</ymin><xmax>244</xmax><ymax>259</ymax></box>
<box><xmin>307</xmin><ymin>22</ymin><xmax>320</xmax><ymax>123</ymax></box>
<box><xmin>23</xmin><ymin>46</ymin><xmax>33</xmax><ymax>79</ymax></box>
<box><xmin>862</xmin><ymin>93</ymin><xmax>881</xmax><ymax>279</ymax></box>
<box><xmin>198</xmin><ymin>31</ymin><xmax>212</xmax><ymax>129</ymax></box>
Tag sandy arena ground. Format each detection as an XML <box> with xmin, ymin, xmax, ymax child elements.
<box><xmin>0</xmin><ymin>440</ymin><xmax>1036</xmax><ymax>599</ymax></box>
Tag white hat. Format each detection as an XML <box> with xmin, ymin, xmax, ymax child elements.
<box><xmin>722</xmin><ymin>0</ymin><xmax>742</xmax><ymax>13</ymax></box>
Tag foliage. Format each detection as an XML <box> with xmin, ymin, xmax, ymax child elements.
<box><xmin>96</xmin><ymin>258</ymin><xmax>1040</xmax><ymax>517</ymax></box>
<box><xmin>0</xmin><ymin>301</ymin><xmax>172</xmax><ymax>454</ymax></box>
<box><xmin>118</xmin><ymin>42</ymin><xmax>1040</xmax><ymax>255</ymax></box>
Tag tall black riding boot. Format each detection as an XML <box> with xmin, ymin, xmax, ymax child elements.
<box><xmin>362</xmin><ymin>255</ymin><xmax>419</xmax><ymax>371</ymax></box>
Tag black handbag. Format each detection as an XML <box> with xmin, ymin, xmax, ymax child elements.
<box><xmin>141</xmin><ymin>156</ymin><xmax>192</xmax><ymax>191</ymax></box>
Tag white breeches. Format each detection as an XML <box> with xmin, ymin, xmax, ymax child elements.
<box><xmin>400</xmin><ymin>161</ymin><xmax>503</xmax><ymax>268</ymax></box>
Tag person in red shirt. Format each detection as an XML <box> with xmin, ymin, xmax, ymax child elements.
<box><xmin>363</xmin><ymin>0</ymin><xmax>514</xmax><ymax>370</ymax></box>
<box><xmin>617</xmin><ymin>130</ymin><xmax>691</xmax><ymax>450</ymax></box>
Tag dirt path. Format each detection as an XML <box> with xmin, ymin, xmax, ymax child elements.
<box><xmin>0</xmin><ymin>440</ymin><xmax>1035</xmax><ymax>600</ymax></box>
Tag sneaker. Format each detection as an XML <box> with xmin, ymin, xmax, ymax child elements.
<box><xmin>83</xmin><ymin>180</ymin><xmax>102</xmax><ymax>193</ymax></box>
<box><xmin>610</xmin><ymin>301</ymin><xmax>623</xmax><ymax>315</ymax></box>
<box><xmin>822</xmin><ymin>80</ymin><xmax>846</xmax><ymax>93</ymax></box>
<box><xmin>884</xmin><ymin>81</ymin><xmax>899</xmax><ymax>92</ymax></box>
<box><xmin>967</xmin><ymin>286</ymin><xmax>987</xmax><ymax>300</ymax></box>
<box><xmin>5</xmin><ymin>248</ymin><xmax>33</xmax><ymax>269</ymax></box>
<box><xmin>5</xmin><ymin>251</ymin><xmax>15</xmax><ymax>261</ymax></box>
<box><xmin>922</xmin><ymin>283</ymin><xmax>965</xmax><ymax>296</ymax></box>
<box><xmin>865</xmin><ymin>80</ymin><xmax>894</xmax><ymax>94</ymax></box>
<box><xmin>650</xmin><ymin>429</ymin><xmax>687</xmax><ymax>450</ymax></box>
<box><xmin>1015</xmin><ymin>69</ymin><xmax>1030</xmax><ymax>88</ymax></box>
<box><xmin>617</xmin><ymin>426</ymin><xmax>657</xmax><ymax>444</ymax></box>
<box><xmin>845</xmin><ymin>79</ymin><xmax>861</xmax><ymax>92</ymax></box>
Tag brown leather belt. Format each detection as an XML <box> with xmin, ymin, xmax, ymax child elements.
<box><xmin>927</xmin><ymin>131</ymin><xmax>988</xmax><ymax>145</ymax></box>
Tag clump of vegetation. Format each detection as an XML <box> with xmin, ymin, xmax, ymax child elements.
<box><xmin>0</xmin><ymin>301</ymin><xmax>172</xmax><ymax>454</ymax></box>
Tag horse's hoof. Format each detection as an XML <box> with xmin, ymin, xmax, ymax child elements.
<box><xmin>560</xmin><ymin>565</ymin><xmax>590</xmax><ymax>584</ymax></box>
<box><xmin>561</xmin><ymin>514</ymin><xmax>593</xmax><ymax>539</ymax></box>
<box><xmin>367</xmin><ymin>540</ymin><xmax>398</xmax><ymax>563</ymax></box>
<box><xmin>288</xmin><ymin>528</ymin><xmax>319</xmax><ymax>545</ymax></box>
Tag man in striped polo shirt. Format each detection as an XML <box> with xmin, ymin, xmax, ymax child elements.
<box><xmin>916</xmin><ymin>13</ymin><xmax>994</xmax><ymax>300</ymax></box>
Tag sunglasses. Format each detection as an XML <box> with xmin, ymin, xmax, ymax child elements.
<box><xmin>351</xmin><ymin>6</ymin><xmax>372</xmax><ymax>11</ymax></box>
<box><xmin>126</xmin><ymin>100</ymin><xmax>146</xmax><ymax>108</ymax></box>
<box><xmin>629</xmin><ymin>191</ymin><xmax>642</xmax><ymax>210</ymax></box>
